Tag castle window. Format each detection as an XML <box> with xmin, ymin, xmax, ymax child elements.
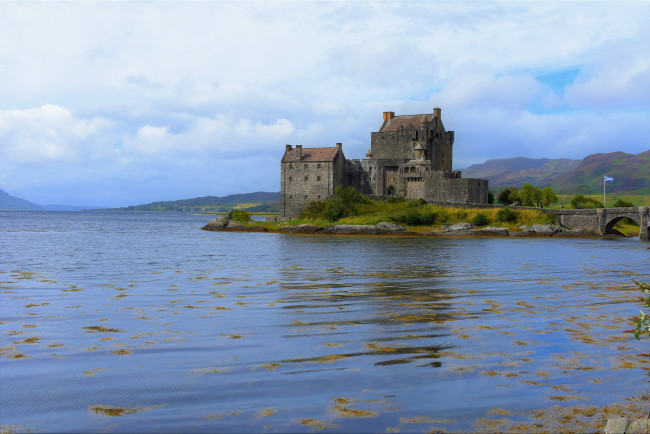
<box><xmin>289</xmin><ymin>176</ymin><xmax>293</xmax><ymax>182</ymax></box>
<box><xmin>304</xmin><ymin>164</ymin><xmax>308</xmax><ymax>169</ymax></box>
<box><xmin>317</xmin><ymin>163</ymin><xmax>321</xmax><ymax>169</ymax></box>
<box><xmin>318</xmin><ymin>195</ymin><xmax>321</xmax><ymax>200</ymax></box>
<box><xmin>304</xmin><ymin>176</ymin><xmax>308</xmax><ymax>181</ymax></box>
<box><xmin>304</xmin><ymin>195</ymin><xmax>307</xmax><ymax>199</ymax></box>
<box><xmin>289</xmin><ymin>164</ymin><xmax>293</xmax><ymax>169</ymax></box>
<box><xmin>317</xmin><ymin>176</ymin><xmax>321</xmax><ymax>182</ymax></box>
<box><xmin>289</xmin><ymin>195</ymin><xmax>293</xmax><ymax>199</ymax></box>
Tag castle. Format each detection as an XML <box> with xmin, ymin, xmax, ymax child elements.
<box><xmin>280</xmin><ymin>108</ymin><xmax>489</xmax><ymax>218</ymax></box>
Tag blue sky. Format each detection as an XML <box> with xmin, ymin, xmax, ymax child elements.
<box><xmin>1</xmin><ymin>1</ymin><xmax>649</xmax><ymax>207</ymax></box>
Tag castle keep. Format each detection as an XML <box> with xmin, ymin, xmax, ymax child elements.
<box><xmin>281</xmin><ymin>108</ymin><xmax>488</xmax><ymax>218</ymax></box>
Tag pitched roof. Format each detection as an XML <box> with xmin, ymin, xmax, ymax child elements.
<box><xmin>282</xmin><ymin>147</ymin><xmax>340</xmax><ymax>163</ymax></box>
<box><xmin>380</xmin><ymin>114</ymin><xmax>436</xmax><ymax>132</ymax></box>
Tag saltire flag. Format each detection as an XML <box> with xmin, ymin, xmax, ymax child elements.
<box><xmin>604</xmin><ymin>176</ymin><xmax>614</xmax><ymax>182</ymax></box>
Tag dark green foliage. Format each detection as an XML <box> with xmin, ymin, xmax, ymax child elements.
<box><xmin>487</xmin><ymin>191</ymin><xmax>495</xmax><ymax>205</ymax></box>
<box><xmin>407</xmin><ymin>198</ymin><xmax>427</xmax><ymax>207</ymax></box>
<box><xmin>323</xmin><ymin>197</ymin><xmax>347</xmax><ymax>221</ymax></box>
<box><xmin>570</xmin><ymin>194</ymin><xmax>603</xmax><ymax>209</ymax></box>
<box><xmin>497</xmin><ymin>188</ymin><xmax>515</xmax><ymax>205</ymax></box>
<box><xmin>472</xmin><ymin>212</ymin><xmax>490</xmax><ymax>226</ymax></box>
<box><xmin>541</xmin><ymin>186</ymin><xmax>558</xmax><ymax>207</ymax></box>
<box><xmin>301</xmin><ymin>186</ymin><xmax>371</xmax><ymax>221</ymax></box>
<box><xmin>612</xmin><ymin>199</ymin><xmax>635</xmax><ymax>208</ymax></box>
<box><xmin>496</xmin><ymin>208</ymin><xmax>518</xmax><ymax>223</ymax></box>
<box><xmin>386</xmin><ymin>196</ymin><xmax>405</xmax><ymax>204</ymax></box>
<box><xmin>229</xmin><ymin>209</ymin><xmax>251</xmax><ymax>223</ymax></box>
<box><xmin>389</xmin><ymin>209</ymin><xmax>437</xmax><ymax>226</ymax></box>
<box><xmin>520</xmin><ymin>184</ymin><xmax>542</xmax><ymax>207</ymax></box>
<box><xmin>299</xmin><ymin>201</ymin><xmax>326</xmax><ymax>219</ymax></box>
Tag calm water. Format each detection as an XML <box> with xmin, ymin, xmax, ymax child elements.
<box><xmin>1</xmin><ymin>211</ymin><xmax>648</xmax><ymax>432</ymax></box>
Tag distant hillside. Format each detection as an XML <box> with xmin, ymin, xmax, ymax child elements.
<box><xmin>550</xmin><ymin>150</ymin><xmax>650</xmax><ymax>194</ymax></box>
<box><xmin>462</xmin><ymin>150</ymin><xmax>649</xmax><ymax>194</ymax></box>
<box><xmin>0</xmin><ymin>189</ymin><xmax>43</xmax><ymax>211</ymax></box>
<box><xmin>123</xmin><ymin>192</ymin><xmax>281</xmax><ymax>212</ymax></box>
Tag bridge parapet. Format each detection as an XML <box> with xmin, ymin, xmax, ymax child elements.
<box><xmin>549</xmin><ymin>207</ymin><xmax>649</xmax><ymax>240</ymax></box>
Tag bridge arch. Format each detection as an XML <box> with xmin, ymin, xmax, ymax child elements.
<box><xmin>602</xmin><ymin>207</ymin><xmax>649</xmax><ymax>240</ymax></box>
<box><xmin>604</xmin><ymin>215</ymin><xmax>641</xmax><ymax>234</ymax></box>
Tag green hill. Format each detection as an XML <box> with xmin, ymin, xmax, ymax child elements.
<box><xmin>462</xmin><ymin>150</ymin><xmax>649</xmax><ymax>194</ymax></box>
<box><xmin>122</xmin><ymin>192</ymin><xmax>281</xmax><ymax>212</ymax></box>
<box><xmin>550</xmin><ymin>150</ymin><xmax>650</xmax><ymax>194</ymax></box>
<box><xmin>0</xmin><ymin>189</ymin><xmax>43</xmax><ymax>211</ymax></box>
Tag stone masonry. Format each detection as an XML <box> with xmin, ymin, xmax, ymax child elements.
<box><xmin>280</xmin><ymin>108</ymin><xmax>489</xmax><ymax>218</ymax></box>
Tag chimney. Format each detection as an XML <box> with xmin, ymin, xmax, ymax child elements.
<box><xmin>383</xmin><ymin>111</ymin><xmax>395</xmax><ymax>121</ymax></box>
<box><xmin>433</xmin><ymin>107</ymin><xmax>441</xmax><ymax>120</ymax></box>
<box><xmin>336</xmin><ymin>142</ymin><xmax>342</xmax><ymax>151</ymax></box>
<box><xmin>296</xmin><ymin>145</ymin><xmax>302</xmax><ymax>161</ymax></box>
<box><xmin>285</xmin><ymin>144</ymin><xmax>292</xmax><ymax>152</ymax></box>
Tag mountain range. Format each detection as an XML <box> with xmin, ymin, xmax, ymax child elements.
<box><xmin>462</xmin><ymin>150</ymin><xmax>650</xmax><ymax>194</ymax></box>
<box><xmin>2</xmin><ymin>150</ymin><xmax>648</xmax><ymax>211</ymax></box>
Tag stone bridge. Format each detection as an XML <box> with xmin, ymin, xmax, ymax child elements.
<box><xmin>550</xmin><ymin>207</ymin><xmax>649</xmax><ymax>240</ymax></box>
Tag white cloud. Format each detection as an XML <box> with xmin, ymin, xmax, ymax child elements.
<box><xmin>0</xmin><ymin>104</ymin><xmax>110</xmax><ymax>163</ymax></box>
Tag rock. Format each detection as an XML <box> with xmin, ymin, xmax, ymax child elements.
<box><xmin>626</xmin><ymin>417</ymin><xmax>649</xmax><ymax>433</ymax></box>
<box><xmin>446</xmin><ymin>222</ymin><xmax>473</xmax><ymax>232</ymax></box>
<box><xmin>319</xmin><ymin>225</ymin><xmax>379</xmax><ymax>234</ymax></box>
<box><xmin>532</xmin><ymin>224</ymin><xmax>560</xmax><ymax>235</ymax></box>
<box><xmin>375</xmin><ymin>222</ymin><xmax>406</xmax><ymax>232</ymax></box>
<box><xmin>225</xmin><ymin>219</ymin><xmax>246</xmax><ymax>229</ymax></box>
<box><xmin>604</xmin><ymin>417</ymin><xmax>629</xmax><ymax>434</ymax></box>
<box><xmin>278</xmin><ymin>224</ymin><xmax>320</xmax><ymax>234</ymax></box>
<box><xmin>474</xmin><ymin>227</ymin><xmax>510</xmax><ymax>236</ymax></box>
<box><xmin>201</xmin><ymin>214</ymin><xmax>230</xmax><ymax>231</ymax></box>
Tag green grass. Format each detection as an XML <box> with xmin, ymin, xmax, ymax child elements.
<box><xmin>554</xmin><ymin>193</ymin><xmax>650</xmax><ymax>208</ymax></box>
<box><xmin>245</xmin><ymin>199</ymin><xmax>557</xmax><ymax>232</ymax></box>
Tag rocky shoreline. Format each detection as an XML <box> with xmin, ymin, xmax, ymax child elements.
<box><xmin>201</xmin><ymin>214</ymin><xmax>612</xmax><ymax>238</ymax></box>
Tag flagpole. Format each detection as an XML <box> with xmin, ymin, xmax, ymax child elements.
<box><xmin>603</xmin><ymin>176</ymin><xmax>606</xmax><ymax>207</ymax></box>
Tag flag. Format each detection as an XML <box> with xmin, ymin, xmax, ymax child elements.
<box><xmin>604</xmin><ymin>176</ymin><xmax>614</xmax><ymax>182</ymax></box>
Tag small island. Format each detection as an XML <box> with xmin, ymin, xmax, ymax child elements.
<box><xmin>202</xmin><ymin>192</ymin><xmax>630</xmax><ymax>238</ymax></box>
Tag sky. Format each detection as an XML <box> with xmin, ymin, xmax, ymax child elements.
<box><xmin>1</xmin><ymin>1</ymin><xmax>649</xmax><ymax>207</ymax></box>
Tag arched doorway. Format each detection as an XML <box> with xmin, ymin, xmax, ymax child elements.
<box><xmin>387</xmin><ymin>185</ymin><xmax>396</xmax><ymax>196</ymax></box>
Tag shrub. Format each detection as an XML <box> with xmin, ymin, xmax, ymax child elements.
<box><xmin>299</xmin><ymin>201</ymin><xmax>326</xmax><ymax>219</ymax></box>
<box><xmin>407</xmin><ymin>198</ymin><xmax>427</xmax><ymax>207</ymax></box>
<box><xmin>571</xmin><ymin>195</ymin><xmax>603</xmax><ymax>209</ymax></box>
<box><xmin>472</xmin><ymin>212</ymin><xmax>490</xmax><ymax>226</ymax></box>
<box><xmin>303</xmin><ymin>186</ymin><xmax>371</xmax><ymax>221</ymax></box>
<box><xmin>496</xmin><ymin>208</ymin><xmax>518</xmax><ymax>223</ymax></box>
<box><xmin>487</xmin><ymin>191</ymin><xmax>495</xmax><ymax>205</ymax></box>
<box><xmin>389</xmin><ymin>209</ymin><xmax>437</xmax><ymax>226</ymax></box>
<box><xmin>230</xmin><ymin>209</ymin><xmax>251</xmax><ymax>223</ymax></box>
<box><xmin>386</xmin><ymin>196</ymin><xmax>405</xmax><ymax>204</ymax></box>
<box><xmin>323</xmin><ymin>197</ymin><xmax>347</xmax><ymax>221</ymax></box>
<box><xmin>612</xmin><ymin>199</ymin><xmax>634</xmax><ymax>208</ymax></box>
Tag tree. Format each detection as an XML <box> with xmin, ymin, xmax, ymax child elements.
<box><xmin>508</xmin><ymin>188</ymin><xmax>521</xmax><ymax>205</ymax></box>
<box><xmin>519</xmin><ymin>184</ymin><xmax>542</xmax><ymax>207</ymax></box>
<box><xmin>541</xmin><ymin>187</ymin><xmax>558</xmax><ymax>208</ymax></box>
<box><xmin>487</xmin><ymin>191</ymin><xmax>495</xmax><ymax>205</ymax></box>
<box><xmin>498</xmin><ymin>188</ymin><xmax>515</xmax><ymax>205</ymax></box>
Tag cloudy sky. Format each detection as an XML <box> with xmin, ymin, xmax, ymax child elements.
<box><xmin>1</xmin><ymin>1</ymin><xmax>649</xmax><ymax>207</ymax></box>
